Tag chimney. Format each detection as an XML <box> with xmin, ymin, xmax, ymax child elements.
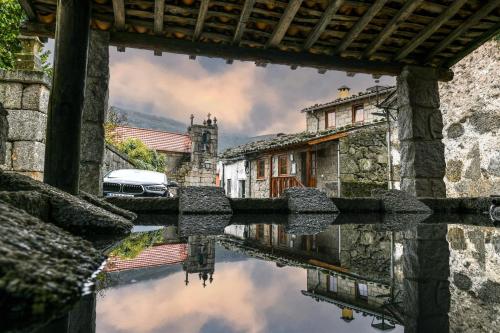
<box><xmin>337</xmin><ymin>85</ymin><xmax>350</xmax><ymax>99</ymax></box>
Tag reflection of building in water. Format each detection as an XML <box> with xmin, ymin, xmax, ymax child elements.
<box><xmin>183</xmin><ymin>236</ymin><xmax>216</xmax><ymax>287</ymax></box>
<box><xmin>104</xmin><ymin>243</ymin><xmax>188</xmax><ymax>272</ymax></box>
<box><xmin>104</xmin><ymin>226</ymin><xmax>189</xmax><ymax>272</ymax></box>
<box><xmin>303</xmin><ymin>269</ymin><xmax>398</xmax><ymax>329</ymax></box>
<box><xmin>232</xmin><ymin>224</ymin><xmax>341</xmax><ymax>265</ymax></box>
<box><xmin>223</xmin><ymin>223</ymin><xmax>403</xmax><ymax>327</ymax></box>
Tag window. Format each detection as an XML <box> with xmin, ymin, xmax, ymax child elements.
<box><xmin>238</xmin><ymin>180</ymin><xmax>246</xmax><ymax>198</ymax></box>
<box><xmin>278</xmin><ymin>155</ymin><xmax>288</xmax><ymax>176</ymax></box>
<box><xmin>257</xmin><ymin>159</ymin><xmax>266</xmax><ymax>179</ymax></box>
<box><xmin>326</xmin><ymin>111</ymin><xmax>336</xmax><ymax>128</ymax></box>
<box><xmin>357</xmin><ymin>283</ymin><xmax>368</xmax><ymax>300</ymax></box>
<box><xmin>226</xmin><ymin>179</ymin><xmax>232</xmax><ymax>196</ymax></box>
<box><xmin>328</xmin><ymin>275</ymin><xmax>338</xmax><ymax>293</ymax></box>
<box><xmin>352</xmin><ymin>104</ymin><xmax>364</xmax><ymax>123</ymax></box>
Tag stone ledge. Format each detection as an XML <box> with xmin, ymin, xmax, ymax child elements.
<box><xmin>179</xmin><ymin>186</ymin><xmax>232</xmax><ymax>214</ymax></box>
<box><xmin>332</xmin><ymin>197</ymin><xmax>382</xmax><ymax>212</ymax></box>
<box><xmin>105</xmin><ymin>196</ymin><xmax>179</xmax><ymax>213</ymax></box>
<box><xmin>372</xmin><ymin>189</ymin><xmax>432</xmax><ymax>214</ymax></box>
<box><xmin>0</xmin><ymin>200</ymin><xmax>104</xmax><ymax>332</ymax></box>
<box><xmin>0</xmin><ymin>69</ymin><xmax>51</xmax><ymax>87</ymax></box>
<box><xmin>230</xmin><ymin>198</ymin><xmax>288</xmax><ymax>213</ymax></box>
<box><xmin>285</xmin><ymin>187</ymin><xmax>339</xmax><ymax>213</ymax></box>
<box><xmin>0</xmin><ymin>171</ymin><xmax>134</xmax><ymax>235</ymax></box>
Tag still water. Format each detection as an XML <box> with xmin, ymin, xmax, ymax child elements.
<box><xmin>38</xmin><ymin>219</ymin><xmax>500</xmax><ymax>333</ymax></box>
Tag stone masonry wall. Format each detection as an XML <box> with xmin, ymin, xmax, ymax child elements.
<box><xmin>338</xmin><ymin>123</ymin><xmax>388</xmax><ymax>197</ymax></box>
<box><xmin>439</xmin><ymin>40</ymin><xmax>500</xmax><ymax>197</ymax></box>
<box><xmin>315</xmin><ymin>142</ymin><xmax>339</xmax><ymax>197</ymax></box>
<box><xmin>249</xmin><ymin>157</ymin><xmax>271</xmax><ymax>198</ymax></box>
<box><xmin>102</xmin><ymin>144</ymin><xmax>136</xmax><ymax>176</ymax></box>
<box><xmin>0</xmin><ymin>70</ymin><xmax>50</xmax><ymax>181</ymax></box>
<box><xmin>447</xmin><ymin>224</ymin><xmax>500</xmax><ymax>332</ymax></box>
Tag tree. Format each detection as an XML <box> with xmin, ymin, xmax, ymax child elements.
<box><xmin>0</xmin><ymin>0</ymin><xmax>52</xmax><ymax>75</ymax></box>
<box><xmin>116</xmin><ymin>138</ymin><xmax>167</xmax><ymax>173</ymax></box>
<box><xmin>0</xmin><ymin>0</ymin><xmax>24</xmax><ymax>69</ymax></box>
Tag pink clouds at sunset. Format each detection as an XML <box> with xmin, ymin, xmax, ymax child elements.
<box><xmin>108</xmin><ymin>48</ymin><xmax>395</xmax><ymax>136</ymax></box>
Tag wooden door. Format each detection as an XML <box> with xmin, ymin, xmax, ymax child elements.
<box><xmin>306</xmin><ymin>150</ymin><xmax>317</xmax><ymax>187</ymax></box>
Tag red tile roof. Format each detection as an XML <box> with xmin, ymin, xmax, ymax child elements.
<box><xmin>114</xmin><ymin>126</ymin><xmax>192</xmax><ymax>154</ymax></box>
<box><xmin>104</xmin><ymin>243</ymin><xmax>188</xmax><ymax>272</ymax></box>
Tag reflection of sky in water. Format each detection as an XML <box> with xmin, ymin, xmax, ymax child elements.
<box><xmin>97</xmin><ymin>251</ymin><xmax>403</xmax><ymax>333</ymax></box>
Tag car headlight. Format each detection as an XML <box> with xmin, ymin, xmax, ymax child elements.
<box><xmin>145</xmin><ymin>185</ymin><xmax>167</xmax><ymax>192</ymax></box>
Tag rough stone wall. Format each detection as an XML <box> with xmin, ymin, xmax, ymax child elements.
<box><xmin>102</xmin><ymin>144</ymin><xmax>135</xmax><ymax>176</ymax></box>
<box><xmin>315</xmin><ymin>142</ymin><xmax>339</xmax><ymax>197</ymax></box>
<box><xmin>439</xmin><ymin>40</ymin><xmax>500</xmax><ymax>197</ymax></box>
<box><xmin>447</xmin><ymin>224</ymin><xmax>500</xmax><ymax>332</ymax></box>
<box><xmin>80</xmin><ymin>31</ymin><xmax>110</xmax><ymax>195</ymax></box>
<box><xmin>0</xmin><ymin>70</ymin><xmax>50</xmax><ymax>181</ymax></box>
<box><xmin>339</xmin><ymin>124</ymin><xmax>388</xmax><ymax>197</ymax></box>
<box><xmin>249</xmin><ymin>157</ymin><xmax>271</xmax><ymax>198</ymax></box>
<box><xmin>164</xmin><ymin>152</ymin><xmax>189</xmax><ymax>174</ymax></box>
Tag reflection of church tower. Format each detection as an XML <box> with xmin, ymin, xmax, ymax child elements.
<box><xmin>183</xmin><ymin>235</ymin><xmax>216</xmax><ymax>287</ymax></box>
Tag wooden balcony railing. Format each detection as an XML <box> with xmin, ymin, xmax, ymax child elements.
<box><xmin>271</xmin><ymin>176</ymin><xmax>305</xmax><ymax>198</ymax></box>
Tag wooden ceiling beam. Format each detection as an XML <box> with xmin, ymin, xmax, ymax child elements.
<box><xmin>395</xmin><ymin>0</ymin><xmax>468</xmax><ymax>61</ymax></box>
<box><xmin>154</xmin><ymin>0</ymin><xmax>165</xmax><ymax>34</ymax></box>
<box><xmin>444</xmin><ymin>22</ymin><xmax>500</xmax><ymax>67</ymax></box>
<box><xmin>424</xmin><ymin>0</ymin><xmax>500</xmax><ymax>63</ymax></box>
<box><xmin>334</xmin><ymin>0</ymin><xmax>388</xmax><ymax>54</ymax></box>
<box><xmin>233</xmin><ymin>0</ymin><xmax>256</xmax><ymax>45</ymax></box>
<box><xmin>112</xmin><ymin>0</ymin><xmax>126</xmax><ymax>30</ymax></box>
<box><xmin>363</xmin><ymin>0</ymin><xmax>424</xmax><ymax>59</ymax></box>
<box><xmin>19</xmin><ymin>0</ymin><xmax>36</xmax><ymax>20</ymax></box>
<box><xmin>193</xmin><ymin>0</ymin><xmax>210</xmax><ymax>41</ymax></box>
<box><xmin>266</xmin><ymin>0</ymin><xmax>303</xmax><ymax>48</ymax></box>
<box><xmin>303</xmin><ymin>0</ymin><xmax>344</xmax><ymax>50</ymax></box>
<box><xmin>106</xmin><ymin>30</ymin><xmax>453</xmax><ymax>80</ymax></box>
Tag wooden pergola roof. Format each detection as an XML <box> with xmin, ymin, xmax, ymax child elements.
<box><xmin>20</xmin><ymin>0</ymin><xmax>500</xmax><ymax>79</ymax></box>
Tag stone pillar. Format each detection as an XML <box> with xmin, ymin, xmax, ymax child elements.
<box><xmin>79</xmin><ymin>30</ymin><xmax>110</xmax><ymax>195</ymax></box>
<box><xmin>0</xmin><ymin>102</ymin><xmax>7</xmax><ymax>165</ymax></box>
<box><xmin>402</xmin><ymin>224</ymin><xmax>450</xmax><ymax>332</ymax></box>
<box><xmin>0</xmin><ymin>69</ymin><xmax>50</xmax><ymax>181</ymax></box>
<box><xmin>397</xmin><ymin>66</ymin><xmax>446</xmax><ymax>197</ymax></box>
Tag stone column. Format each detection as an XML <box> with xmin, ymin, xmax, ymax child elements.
<box><xmin>402</xmin><ymin>223</ymin><xmax>450</xmax><ymax>333</ymax></box>
<box><xmin>0</xmin><ymin>102</ymin><xmax>7</xmax><ymax>165</ymax></box>
<box><xmin>79</xmin><ymin>30</ymin><xmax>110</xmax><ymax>195</ymax></box>
<box><xmin>397</xmin><ymin>66</ymin><xmax>446</xmax><ymax>197</ymax></box>
<box><xmin>0</xmin><ymin>69</ymin><xmax>50</xmax><ymax>181</ymax></box>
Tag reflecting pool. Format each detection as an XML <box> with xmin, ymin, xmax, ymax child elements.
<box><xmin>30</xmin><ymin>219</ymin><xmax>500</xmax><ymax>333</ymax></box>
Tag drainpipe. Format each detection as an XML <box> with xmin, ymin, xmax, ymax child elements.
<box><xmin>312</xmin><ymin>112</ymin><xmax>320</xmax><ymax>132</ymax></box>
<box><xmin>248</xmin><ymin>158</ymin><xmax>252</xmax><ymax>198</ymax></box>
<box><xmin>337</xmin><ymin>142</ymin><xmax>341</xmax><ymax>197</ymax></box>
<box><xmin>221</xmin><ymin>163</ymin><xmax>225</xmax><ymax>192</ymax></box>
<box><xmin>386</xmin><ymin>111</ymin><xmax>394</xmax><ymax>190</ymax></box>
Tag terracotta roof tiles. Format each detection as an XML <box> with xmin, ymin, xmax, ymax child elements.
<box><xmin>114</xmin><ymin>126</ymin><xmax>191</xmax><ymax>154</ymax></box>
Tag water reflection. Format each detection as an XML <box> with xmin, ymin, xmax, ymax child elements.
<box><xmin>30</xmin><ymin>218</ymin><xmax>499</xmax><ymax>333</ymax></box>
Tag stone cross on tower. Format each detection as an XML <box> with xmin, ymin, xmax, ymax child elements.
<box><xmin>190</xmin><ymin>114</ymin><xmax>194</xmax><ymax>126</ymax></box>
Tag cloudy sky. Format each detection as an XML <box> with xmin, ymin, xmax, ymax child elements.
<box><xmin>48</xmin><ymin>40</ymin><xmax>395</xmax><ymax>136</ymax></box>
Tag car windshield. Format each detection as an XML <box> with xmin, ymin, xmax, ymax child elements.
<box><xmin>105</xmin><ymin>169</ymin><xmax>165</xmax><ymax>183</ymax></box>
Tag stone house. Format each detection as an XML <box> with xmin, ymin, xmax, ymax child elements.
<box><xmin>218</xmin><ymin>86</ymin><xmax>394</xmax><ymax>198</ymax></box>
<box><xmin>113</xmin><ymin>114</ymin><xmax>219</xmax><ymax>187</ymax></box>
